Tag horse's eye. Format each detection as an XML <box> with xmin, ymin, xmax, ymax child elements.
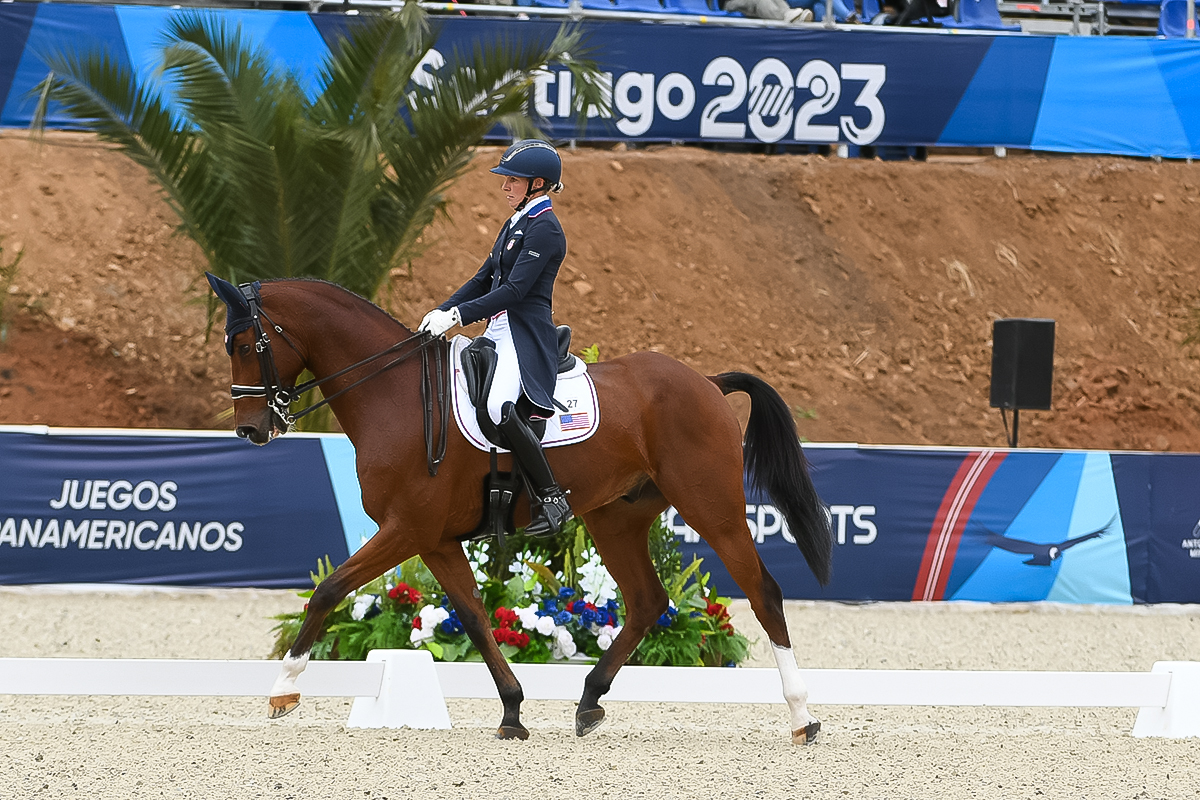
<box><xmin>237</xmin><ymin>344</ymin><xmax>252</xmax><ymax>357</ymax></box>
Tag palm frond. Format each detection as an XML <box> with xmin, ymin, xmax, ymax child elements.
<box><xmin>29</xmin><ymin>1</ymin><xmax>607</xmax><ymax>302</ymax></box>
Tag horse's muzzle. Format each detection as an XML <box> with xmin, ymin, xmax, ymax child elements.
<box><xmin>236</xmin><ymin>424</ymin><xmax>272</xmax><ymax>446</ymax></box>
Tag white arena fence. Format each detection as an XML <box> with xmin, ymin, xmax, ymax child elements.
<box><xmin>1</xmin><ymin>651</ymin><xmax>1197</xmax><ymax>738</ymax></box>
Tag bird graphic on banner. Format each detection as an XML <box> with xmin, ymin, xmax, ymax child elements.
<box><xmin>983</xmin><ymin>515</ymin><xmax>1115</xmax><ymax>567</ymax></box>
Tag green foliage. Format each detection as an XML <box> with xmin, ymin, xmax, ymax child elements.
<box><xmin>631</xmin><ymin>516</ymin><xmax>751</xmax><ymax>667</ymax></box>
<box><xmin>29</xmin><ymin>4</ymin><xmax>607</xmax><ymax>302</ymax></box>
<box><xmin>646</xmin><ymin>513</ymin><xmax>683</xmax><ymax>588</ymax></box>
<box><xmin>0</xmin><ymin>235</ymin><xmax>23</xmax><ymax>349</ymax></box>
<box><xmin>579</xmin><ymin>343</ymin><xmax>600</xmax><ymax>364</ymax></box>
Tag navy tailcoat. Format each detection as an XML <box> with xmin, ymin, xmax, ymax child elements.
<box><xmin>439</xmin><ymin>201</ymin><xmax>566</xmax><ymax>415</ymax></box>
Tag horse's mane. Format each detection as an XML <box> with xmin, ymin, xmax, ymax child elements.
<box><xmin>262</xmin><ymin>277</ymin><xmax>410</xmax><ymax>331</ymax></box>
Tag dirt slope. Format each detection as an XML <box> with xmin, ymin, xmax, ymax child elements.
<box><xmin>2</xmin><ymin>132</ymin><xmax>1199</xmax><ymax>450</ymax></box>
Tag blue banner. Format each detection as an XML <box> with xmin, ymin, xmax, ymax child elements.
<box><xmin>3</xmin><ymin>4</ymin><xmax>1200</xmax><ymax>157</ymax></box>
<box><xmin>0</xmin><ymin>430</ymin><xmax>351</xmax><ymax>587</ymax></box>
<box><xmin>667</xmin><ymin>446</ymin><xmax>1200</xmax><ymax>604</ymax></box>
<box><xmin>3</xmin><ymin>428</ymin><xmax>1199</xmax><ymax>602</ymax></box>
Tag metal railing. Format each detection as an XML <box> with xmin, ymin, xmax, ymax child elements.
<box><xmin>3</xmin><ymin>0</ymin><xmax>1189</xmax><ymax>36</ymax></box>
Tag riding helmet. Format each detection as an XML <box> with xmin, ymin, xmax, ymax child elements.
<box><xmin>490</xmin><ymin>139</ymin><xmax>562</xmax><ymax>188</ymax></box>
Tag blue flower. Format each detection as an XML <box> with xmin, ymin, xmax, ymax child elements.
<box><xmin>605</xmin><ymin>599</ymin><xmax>620</xmax><ymax>611</ymax></box>
<box><xmin>540</xmin><ymin>599</ymin><xmax>558</xmax><ymax>615</ymax></box>
<box><xmin>570</xmin><ymin>600</ymin><xmax>588</xmax><ymax>614</ymax></box>
<box><xmin>580</xmin><ymin>608</ymin><xmax>600</xmax><ymax>626</ymax></box>
<box><xmin>657</xmin><ymin>612</ymin><xmax>674</xmax><ymax>627</ymax></box>
<box><xmin>554</xmin><ymin>610</ymin><xmax>572</xmax><ymax>626</ymax></box>
<box><xmin>689</xmin><ymin>611</ymin><xmax>702</xmax><ymax>618</ymax></box>
<box><xmin>558</xmin><ymin>587</ymin><xmax>576</xmax><ymax>601</ymax></box>
<box><xmin>440</xmin><ymin>609</ymin><xmax>465</xmax><ymax>635</ymax></box>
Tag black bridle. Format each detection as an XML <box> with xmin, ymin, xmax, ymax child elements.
<box><xmin>230</xmin><ymin>282</ymin><xmax>450</xmax><ymax>476</ymax></box>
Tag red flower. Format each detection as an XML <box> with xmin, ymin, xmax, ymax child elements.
<box><xmin>493</xmin><ymin>606</ymin><xmax>519</xmax><ymax>627</ymax></box>
<box><xmin>706</xmin><ymin>602</ymin><xmax>729</xmax><ymax>620</ymax></box>
<box><xmin>491</xmin><ymin>627</ymin><xmax>530</xmax><ymax>648</ymax></box>
<box><xmin>388</xmin><ymin>583</ymin><xmax>423</xmax><ymax>605</ymax></box>
<box><xmin>412</xmin><ymin>616</ymin><xmax>422</xmax><ymax>630</ymax></box>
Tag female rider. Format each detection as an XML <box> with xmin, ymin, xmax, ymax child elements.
<box><xmin>417</xmin><ymin>139</ymin><xmax>572</xmax><ymax>538</ymax></box>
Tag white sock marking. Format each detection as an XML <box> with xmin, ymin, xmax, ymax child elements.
<box><xmin>772</xmin><ymin>644</ymin><xmax>817</xmax><ymax>731</ymax></box>
<box><xmin>270</xmin><ymin>651</ymin><xmax>310</xmax><ymax>697</ymax></box>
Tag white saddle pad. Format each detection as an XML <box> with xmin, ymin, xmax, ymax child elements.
<box><xmin>449</xmin><ymin>335</ymin><xmax>600</xmax><ymax>453</ymax></box>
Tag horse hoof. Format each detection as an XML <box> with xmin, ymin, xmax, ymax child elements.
<box><xmin>268</xmin><ymin>693</ymin><xmax>300</xmax><ymax>719</ymax></box>
<box><xmin>792</xmin><ymin>721</ymin><xmax>821</xmax><ymax>745</ymax></box>
<box><xmin>575</xmin><ymin>706</ymin><xmax>606</xmax><ymax>737</ymax></box>
<box><xmin>496</xmin><ymin>725</ymin><xmax>530</xmax><ymax>740</ymax></box>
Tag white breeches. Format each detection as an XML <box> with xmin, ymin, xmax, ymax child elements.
<box><xmin>483</xmin><ymin>311</ymin><xmax>524</xmax><ymax>426</ymax></box>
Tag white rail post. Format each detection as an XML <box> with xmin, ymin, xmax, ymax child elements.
<box><xmin>346</xmin><ymin>649</ymin><xmax>451</xmax><ymax>730</ymax></box>
<box><xmin>1133</xmin><ymin>662</ymin><xmax>1200</xmax><ymax>738</ymax></box>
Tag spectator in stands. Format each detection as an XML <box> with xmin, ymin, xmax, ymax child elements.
<box><xmin>885</xmin><ymin>0</ymin><xmax>952</xmax><ymax>24</ymax></box>
<box><xmin>722</xmin><ymin>0</ymin><xmax>815</xmax><ymax>21</ymax></box>
<box><xmin>791</xmin><ymin>0</ymin><xmax>861</xmax><ymax>22</ymax></box>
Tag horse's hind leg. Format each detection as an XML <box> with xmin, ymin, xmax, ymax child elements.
<box><xmin>575</xmin><ymin>499</ymin><xmax>669</xmax><ymax>737</ymax></box>
<box><xmin>268</xmin><ymin>527</ymin><xmax>418</xmax><ymax>719</ymax></box>
<box><xmin>422</xmin><ymin>541</ymin><xmax>529</xmax><ymax>740</ymax></box>
<box><xmin>660</xmin><ymin>471</ymin><xmax>821</xmax><ymax>745</ymax></box>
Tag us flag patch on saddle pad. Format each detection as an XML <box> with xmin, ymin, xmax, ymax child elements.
<box><xmin>558</xmin><ymin>412</ymin><xmax>590</xmax><ymax>431</ymax></box>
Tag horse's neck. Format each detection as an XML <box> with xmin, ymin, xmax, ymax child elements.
<box><xmin>274</xmin><ymin>283</ymin><xmax>418</xmax><ymax>440</ymax></box>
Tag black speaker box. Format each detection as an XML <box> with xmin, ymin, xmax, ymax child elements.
<box><xmin>990</xmin><ymin>318</ymin><xmax>1055</xmax><ymax>410</ymax></box>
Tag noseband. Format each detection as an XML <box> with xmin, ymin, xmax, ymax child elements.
<box><xmin>230</xmin><ymin>282</ymin><xmax>450</xmax><ymax>476</ymax></box>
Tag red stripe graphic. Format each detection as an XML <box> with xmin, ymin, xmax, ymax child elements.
<box><xmin>912</xmin><ymin>449</ymin><xmax>1006</xmax><ymax>601</ymax></box>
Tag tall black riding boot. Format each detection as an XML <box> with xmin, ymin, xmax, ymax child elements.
<box><xmin>499</xmin><ymin>402</ymin><xmax>573</xmax><ymax>538</ymax></box>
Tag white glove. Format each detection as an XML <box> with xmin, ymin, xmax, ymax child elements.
<box><xmin>418</xmin><ymin>307</ymin><xmax>461</xmax><ymax>336</ymax></box>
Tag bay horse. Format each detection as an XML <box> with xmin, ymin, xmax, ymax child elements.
<box><xmin>207</xmin><ymin>274</ymin><xmax>833</xmax><ymax>745</ymax></box>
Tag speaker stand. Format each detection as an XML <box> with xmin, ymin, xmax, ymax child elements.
<box><xmin>1001</xmin><ymin>407</ymin><xmax>1021</xmax><ymax>448</ymax></box>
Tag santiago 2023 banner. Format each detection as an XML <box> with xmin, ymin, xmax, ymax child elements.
<box><xmin>4</xmin><ymin>3</ymin><xmax>1200</xmax><ymax>157</ymax></box>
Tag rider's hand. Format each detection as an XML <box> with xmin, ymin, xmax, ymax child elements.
<box><xmin>418</xmin><ymin>307</ymin><xmax>461</xmax><ymax>336</ymax></box>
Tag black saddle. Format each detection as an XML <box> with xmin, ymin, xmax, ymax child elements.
<box><xmin>461</xmin><ymin>325</ymin><xmax>575</xmax><ymax>448</ymax></box>
<box><xmin>459</xmin><ymin>326</ymin><xmax>576</xmax><ymax>545</ymax></box>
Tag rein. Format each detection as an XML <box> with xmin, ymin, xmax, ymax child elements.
<box><xmin>231</xmin><ymin>282</ymin><xmax>450</xmax><ymax>476</ymax></box>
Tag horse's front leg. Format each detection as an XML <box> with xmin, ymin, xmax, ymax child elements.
<box><xmin>422</xmin><ymin>541</ymin><xmax>529</xmax><ymax>739</ymax></box>
<box><xmin>268</xmin><ymin>530</ymin><xmax>418</xmax><ymax>719</ymax></box>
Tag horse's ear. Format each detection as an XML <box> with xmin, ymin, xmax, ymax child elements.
<box><xmin>206</xmin><ymin>272</ymin><xmax>254</xmax><ymax>355</ymax></box>
<box><xmin>206</xmin><ymin>272</ymin><xmax>248</xmax><ymax>314</ymax></box>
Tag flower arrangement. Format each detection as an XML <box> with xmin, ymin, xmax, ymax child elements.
<box><xmin>271</xmin><ymin>516</ymin><xmax>751</xmax><ymax>668</ymax></box>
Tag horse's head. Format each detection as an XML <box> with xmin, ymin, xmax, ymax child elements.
<box><xmin>207</xmin><ymin>272</ymin><xmax>307</xmax><ymax>445</ymax></box>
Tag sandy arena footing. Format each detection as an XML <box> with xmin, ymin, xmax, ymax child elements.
<box><xmin>1</xmin><ymin>586</ymin><xmax>1197</xmax><ymax>799</ymax></box>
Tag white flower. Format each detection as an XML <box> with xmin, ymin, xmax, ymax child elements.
<box><xmin>578</xmin><ymin>549</ymin><xmax>618</xmax><ymax>606</ymax></box>
<box><xmin>464</xmin><ymin>541</ymin><xmax>490</xmax><ymax>582</ymax></box>
<box><xmin>350</xmin><ymin>594</ymin><xmax>378</xmax><ymax>621</ymax></box>
<box><xmin>410</xmin><ymin>625</ymin><xmax>433</xmax><ymax>645</ymax></box>
<box><xmin>508</xmin><ymin>553</ymin><xmax>537</xmax><ymax>586</ymax></box>
<box><xmin>596</xmin><ymin>624</ymin><xmax>620</xmax><ymax>651</ymax></box>
<box><xmin>551</xmin><ymin>626</ymin><xmax>577</xmax><ymax>660</ymax></box>
<box><xmin>418</xmin><ymin>604</ymin><xmax>450</xmax><ymax>630</ymax></box>
<box><xmin>514</xmin><ymin>605</ymin><xmax>541</xmax><ymax>631</ymax></box>
<box><xmin>534</xmin><ymin>615</ymin><xmax>557</xmax><ymax>636</ymax></box>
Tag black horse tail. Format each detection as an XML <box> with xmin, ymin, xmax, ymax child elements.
<box><xmin>709</xmin><ymin>372</ymin><xmax>833</xmax><ymax>586</ymax></box>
